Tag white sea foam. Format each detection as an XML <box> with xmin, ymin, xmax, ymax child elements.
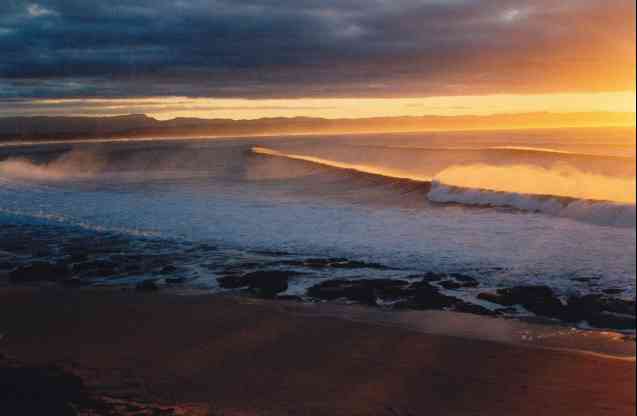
<box><xmin>427</xmin><ymin>181</ymin><xmax>636</xmax><ymax>228</ymax></box>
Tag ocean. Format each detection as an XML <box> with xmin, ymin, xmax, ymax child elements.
<box><xmin>1</xmin><ymin>127</ymin><xmax>635</xmax><ymax>325</ymax></box>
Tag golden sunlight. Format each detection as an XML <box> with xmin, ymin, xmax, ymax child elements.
<box><xmin>29</xmin><ymin>91</ymin><xmax>636</xmax><ymax>124</ymax></box>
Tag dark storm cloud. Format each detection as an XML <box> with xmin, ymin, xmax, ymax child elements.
<box><xmin>0</xmin><ymin>0</ymin><xmax>635</xmax><ymax>99</ymax></box>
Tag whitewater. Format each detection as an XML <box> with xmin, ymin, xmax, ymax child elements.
<box><xmin>1</xmin><ymin>127</ymin><xmax>635</xmax><ymax>301</ymax></box>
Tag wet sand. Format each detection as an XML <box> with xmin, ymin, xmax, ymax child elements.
<box><xmin>0</xmin><ymin>287</ymin><xmax>635</xmax><ymax>415</ymax></box>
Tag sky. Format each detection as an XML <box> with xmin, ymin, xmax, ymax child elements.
<box><xmin>0</xmin><ymin>0</ymin><xmax>635</xmax><ymax>120</ymax></box>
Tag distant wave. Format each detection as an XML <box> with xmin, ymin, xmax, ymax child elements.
<box><xmin>427</xmin><ymin>182</ymin><xmax>636</xmax><ymax>228</ymax></box>
<box><xmin>487</xmin><ymin>145</ymin><xmax>635</xmax><ymax>158</ymax></box>
<box><xmin>351</xmin><ymin>144</ymin><xmax>635</xmax><ymax>159</ymax></box>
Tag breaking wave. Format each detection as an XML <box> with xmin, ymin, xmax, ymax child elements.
<box><xmin>427</xmin><ymin>182</ymin><xmax>636</xmax><ymax>228</ymax></box>
<box><xmin>252</xmin><ymin>146</ymin><xmax>636</xmax><ymax>228</ymax></box>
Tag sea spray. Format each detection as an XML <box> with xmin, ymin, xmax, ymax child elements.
<box><xmin>432</xmin><ymin>163</ymin><xmax>636</xmax><ymax>204</ymax></box>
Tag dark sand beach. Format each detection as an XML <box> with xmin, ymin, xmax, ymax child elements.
<box><xmin>1</xmin><ymin>287</ymin><xmax>634</xmax><ymax>416</ymax></box>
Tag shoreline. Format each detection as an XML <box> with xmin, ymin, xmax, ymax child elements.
<box><xmin>1</xmin><ymin>287</ymin><xmax>635</xmax><ymax>415</ymax></box>
<box><xmin>271</xmin><ymin>297</ymin><xmax>636</xmax><ymax>360</ymax></box>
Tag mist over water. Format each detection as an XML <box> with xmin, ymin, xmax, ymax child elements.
<box><xmin>0</xmin><ymin>127</ymin><xmax>635</xmax><ymax>300</ymax></box>
<box><xmin>434</xmin><ymin>164</ymin><xmax>635</xmax><ymax>203</ymax></box>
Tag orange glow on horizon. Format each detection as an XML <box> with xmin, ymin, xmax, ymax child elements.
<box><xmin>28</xmin><ymin>92</ymin><xmax>636</xmax><ymax>125</ymax></box>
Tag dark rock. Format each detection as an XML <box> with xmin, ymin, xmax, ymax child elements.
<box><xmin>477</xmin><ymin>286</ymin><xmax>565</xmax><ymax>318</ymax></box>
<box><xmin>217</xmin><ymin>273</ymin><xmax>249</xmax><ymax>289</ymax></box>
<box><xmin>478</xmin><ymin>287</ymin><xmax>636</xmax><ymax>330</ymax></box>
<box><xmin>438</xmin><ymin>277</ymin><xmax>479</xmax><ymax>290</ymax></box>
<box><xmin>307</xmin><ymin>279</ymin><xmax>410</xmax><ymax>306</ymax></box>
<box><xmin>408</xmin><ymin>282</ymin><xmax>460</xmax><ymax>310</ymax></box>
<box><xmin>135</xmin><ymin>279</ymin><xmax>159</xmax><ymax>292</ymax></box>
<box><xmin>477</xmin><ymin>292</ymin><xmax>507</xmax><ymax>304</ymax></box>
<box><xmin>564</xmin><ymin>295</ymin><xmax>635</xmax><ymax>330</ymax></box>
<box><xmin>439</xmin><ymin>280</ymin><xmax>463</xmax><ymax>290</ymax></box>
<box><xmin>9</xmin><ymin>261</ymin><xmax>71</xmax><ymax>283</ymax></box>
<box><xmin>451</xmin><ymin>302</ymin><xmax>497</xmax><ymax>316</ymax></box>
<box><xmin>603</xmin><ymin>298</ymin><xmax>635</xmax><ymax>316</ymax></box>
<box><xmin>566</xmin><ymin>294</ymin><xmax>635</xmax><ymax>317</ymax></box>
<box><xmin>245</xmin><ymin>271</ymin><xmax>298</xmax><ymax>298</ymax></box>
<box><xmin>374</xmin><ymin>280</ymin><xmax>414</xmax><ymax>298</ymax></box>
<box><xmin>308</xmin><ymin>280</ymin><xmax>375</xmax><ymax>305</ymax></box>
<box><xmin>219</xmin><ymin>270</ymin><xmax>300</xmax><ymax>298</ymax></box>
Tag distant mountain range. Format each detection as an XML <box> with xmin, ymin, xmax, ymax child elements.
<box><xmin>0</xmin><ymin>112</ymin><xmax>634</xmax><ymax>142</ymax></box>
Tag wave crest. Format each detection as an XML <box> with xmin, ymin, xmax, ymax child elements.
<box><xmin>252</xmin><ymin>146</ymin><xmax>432</xmax><ymax>182</ymax></box>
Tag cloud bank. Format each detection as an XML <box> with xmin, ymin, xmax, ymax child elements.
<box><xmin>0</xmin><ymin>0</ymin><xmax>635</xmax><ymax>100</ymax></box>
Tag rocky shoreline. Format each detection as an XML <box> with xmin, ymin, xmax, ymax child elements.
<box><xmin>1</xmin><ymin>220</ymin><xmax>635</xmax><ymax>332</ymax></box>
